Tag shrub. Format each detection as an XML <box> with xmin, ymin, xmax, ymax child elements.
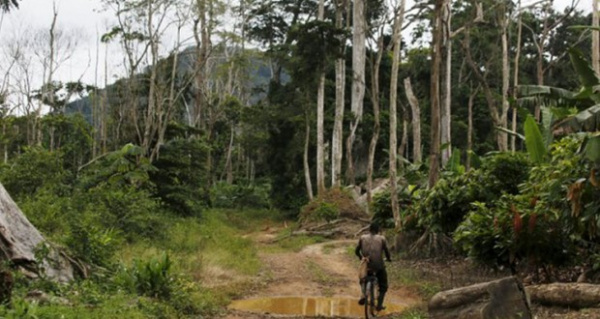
<box><xmin>114</xmin><ymin>253</ymin><xmax>174</xmax><ymax>300</ymax></box>
<box><xmin>300</xmin><ymin>188</ymin><xmax>364</xmax><ymax>223</ymax></box>
<box><xmin>210</xmin><ymin>181</ymin><xmax>271</xmax><ymax>209</ymax></box>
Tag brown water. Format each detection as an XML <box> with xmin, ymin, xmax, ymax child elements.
<box><xmin>228</xmin><ymin>296</ymin><xmax>407</xmax><ymax>317</ymax></box>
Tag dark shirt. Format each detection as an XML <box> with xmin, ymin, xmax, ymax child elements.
<box><xmin>355</xmin><ymin>233</ymin><xmax>391</xmax><ymax>271</ymax></box>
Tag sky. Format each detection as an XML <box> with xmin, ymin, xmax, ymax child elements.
<box><xmin>0</xmin><ymin>0</ymin><xmax>593</xmax><ymax>94</ymax></box>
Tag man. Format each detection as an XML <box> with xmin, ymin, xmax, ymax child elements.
<box><xmin>355</xmin><ymin>222</ymin><xmax>391</xmax><ymax>311</ymax></box>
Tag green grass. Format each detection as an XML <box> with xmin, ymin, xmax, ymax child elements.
<box><xmin>13</xmin><ymin>208</ymin><xmax>284</xmax><ymax>318</ymax></box>
<box><xmin>387</xmin><ymin>263</ymin><xmax>441</xmax><ymax>300</ymax></box>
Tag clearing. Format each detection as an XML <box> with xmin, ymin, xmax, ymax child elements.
<box><xmin>221</xmin><ymin>224</ymin><xmax>421</xmax><ymax>319</ymax></box>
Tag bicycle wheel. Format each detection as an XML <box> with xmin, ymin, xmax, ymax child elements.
<box><xmin>364</xmin><ymin>280</ymin><xmax>377</xmax><ymax>319</ymax></box>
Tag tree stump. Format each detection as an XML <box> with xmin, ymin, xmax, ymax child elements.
<box><xmin>428</xmin><ymin>276</ymin><xmax>532</xmax><ymax>319</ymax></box>
<box><xmin>0</xmin><ymin>183</ymin><xmax>80</xmax><ymax>282</ymax></box>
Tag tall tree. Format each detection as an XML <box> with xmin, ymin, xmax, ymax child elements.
<box><xmin>331</xmin><ymin>0</ymin><xmax>348</xmax><ymax>188</ymax></box>
<box><xmin>346</xmin><ymin>0</ymin><xmax>366</xmax><ymax>185</ymax></box>
<box><xmin>389</xmin><ymin>0</ymin><xmax>406</xmax><ymax>226</ymax></box>
<box><xmin>594</xmin><ymin>0</ymin><xmax>600</xmax><ymax>75</ymax></box>
<box><xmin>316</xmin><ymin>0</ymin><xmax>326</xmax><ymax>194</ymax></box>
<box><xmin>429</xmin><ymin>0</ymin><xmax>444</xmax><ymax>186</ymax></box>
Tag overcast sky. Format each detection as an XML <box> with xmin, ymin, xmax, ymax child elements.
<box><xmin>0</xmin><ymin>0</ymin><xmax>593</xmax><ymax>91</ymax></box>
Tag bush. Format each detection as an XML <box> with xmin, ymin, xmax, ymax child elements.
<box><xmin>300</xmin><ymin>188</ymin><xmax>364</xmax><ymax>223</ymax></box>
<box><xmin>114</xmin><ymin>253</ymin><xmax>174</xmax><ymax>300</ymax></box>
<box><xmin>210</xmin><ymin>181</ymin><xmax>271</xmax><ymax>209</ymax></box>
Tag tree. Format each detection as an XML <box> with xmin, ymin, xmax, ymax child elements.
<box><xmin>346</xmin><ymin>0</ymin><xmax>366</xmax><ymax>185</ymax></box>
<box><xmin>389</xmin><ymin>0</ymin><xmax>406</xmax><ymax>226</ymax></box>
<box><xmin>316</xmin><ymin>0</ymin><xmax>326</xmax><ymax>195</ymax></box>
<box><xmin>429</xmin><ymin>0</ymin><xmax>444</xmax><ymax>187</ymax></box>
<box><xmin>0</xmin><ymin>0</ymin><xmax>19</xmax><ymax>12</ymax></box>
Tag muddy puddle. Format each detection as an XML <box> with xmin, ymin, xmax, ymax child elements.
<box><xmin>229</xmin><ymin>296</ymin><xmax>407</xmax><ymax>317</ymax></box>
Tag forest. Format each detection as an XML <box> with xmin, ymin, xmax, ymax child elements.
<box><xmin>0</xmin><ymin>0</ymin><xmax>599</xmax><ymax>318</ymax></box>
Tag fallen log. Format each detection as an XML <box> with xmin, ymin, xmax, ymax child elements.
<box><xmin>0</xmin><ymin>183</ymin><xmax>82</xmax><ymax>282</ymax></box>
<box><xmin>526</xmin><ymin>283</ymin><xmax>600</xmax><ymax>309</ymax></box>
<box><xmin>429</xmin><ymin>276</ymin><xmax>532</xmax><ymax>319</ymax></box>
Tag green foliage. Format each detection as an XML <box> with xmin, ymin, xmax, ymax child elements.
<box><xmin>413</xmin><ymin>152</ymin><xmax>530</xmax><ymax>234</ymax></box>
<box><xmin>65</xmin><ymin>221</ymin><xmax>119</xmax><ymax>267</ymax></box>
<box><xmin>524</xmin><ymin>115</ymin><xmax>547</xmax><ymax>163</ymax></box>
<box><xmin>151</xmin><ymin>137</ymin><xmax>210</xmax><ymax>216</ymax></box>
<box><xmin>454</xmin><ymin>135</ymin><xmax>600</xmax><ymax>269</ymax></box>
<box><xmin>210</xmin><ymin>181</ymin><xmax>271</xmax><ymax>209</ymax></box>
<box><xmin>115</xmin><ymin>253</ymin><xmax>174</xmax><ymax>300</ymax></box>
<box><xmin>0</xmin><ymin>147</ymin><xmax>71</xmax><ymax>200</ymax></box>
<box><xmin>0</xmin><ymin>297</ymin><xmax>38</xmax><ymax>319</ymax></box>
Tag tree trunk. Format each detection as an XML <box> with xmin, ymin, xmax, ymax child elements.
<box><xmin>389</xmin><ymin>0</ymin><xmax>405</xmax><ymax>228</ymax></box>
<box><xmin>429</xmin><ymin>277</ymin><xmax>532</xmax><ymax>319</ymax></box>
<box><xmin>404</xmin><ymin>77</ymin><xmax>421</xmax><ymax>163</ymax></box>
<box><xmin>526</xmin><ymin>283</ymin><xmax>600</xmax><ymax>309</ymax></box>
<box><xmin>429</xmin><ymin>0</ymin><xmax>444</xmax><ymax>187</ymax></box>
<box><xmin>0</xmin><ymin>183</ymin><xmax>82</xmax><ymax>282</ymax></box>
<box><xmin>466</xmin><ymin>87</ymin><xmax>476</xmax><ymax>171</ymax></box>
<box><xmin>304</xmin><ymin>111</ymin><xmax>314</xmax><ymax>201</ymax></box>
<box><xmin>366</xmin><ymin>31</ymin><xmax>384</xmax><ymax>214</ymax></box>
<box><xmin>594</xmin><ymin>0</ymin><xmax>600</xmax><ymax>75</ymax></box>
<box><xmin>316</xmin><ymin>0</ymin><xmax>326</xmax><ymax>195</ymax></box>
<box><xmin>440</xmin><ymin>0</ymin><xmax>452</xmax><ymax>166</ymax></box>
<box><xmin>332</xmin><ymin>0</ymin><xmax>347</xmax><ymax>188</ymax></box>
<box><xmin>500</xmin><ymin>6</ymin><xmax>510</xmax><ymax>152</ymax></box>
<box><xmin>347</xmin><ymin>0</ymin><xmax>366</xmax><ymax>185</ymax></box>
<box><xmin>512</xmin><ymin>0</ymin><xmax>523</xmax><ymax>152</ymax></box>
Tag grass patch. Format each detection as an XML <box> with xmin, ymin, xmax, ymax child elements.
<box><xmin>387</xmin><ymin>263</ymin><xmax>441</xmax><ymax>300</ymax></box>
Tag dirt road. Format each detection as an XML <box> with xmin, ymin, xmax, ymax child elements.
<box><xmin>224</xmin><ymin>229</ymin><xmax>421</xmax><ymax>318</ymax></box>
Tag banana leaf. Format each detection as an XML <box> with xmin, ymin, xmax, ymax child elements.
<box><xmin>524</xmin><ymin>115</ymin><xmax>547</xmax><ymax>163</ymax></box>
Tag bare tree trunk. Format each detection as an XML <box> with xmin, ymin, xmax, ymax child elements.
<box><xmin>429</xmin><ymin>0</ymin><xmax>444</xmax><ymax>187</ymax></box>
<box><xmin>440</xmin><ymin>0</ymin><xmax>452</xmax><ymax>166</ymax></box>
<box><xmin>512</xmin><ymin>0</ymin><xmax>523</xmax><ymax>152</ymax></box>
<box><xmin>347</xmin><ymin>0</ymin><xmax>366</xmax><ymax>185</ymax></box>
<box><xmin>366</xmin><ymin>31</ymin><xmax>384</xmax><ymax>214</ymax></box>
<box><xmin>331</xmin><ymin>0</ymin><xmax>347</xmax><ymax>188</ymax></box>
<box><xmin>466</xmin><ymin>87</ymin><xmax>477</xmax><ymax>171</ymax></box>
<box><xmin>389</xmin><ymin>0</ymin><xmax>406</xmax><ymax>228</ymax></box>
<box><xmin>304</xmin><ymin>111</ymin><xmax>314</xmax><ymax>201</ymax></box>
<box><xmin>500</xmin><ymin>6</ymin><xmax>510</xmax><ymax>152</ymax></box>
<box><xmin>316</xmin><ymin>0</ymin><xmax>326</xmax><ymax>194</ymax></box>
<box><xmin>404</xmin><ymin>78</ymin><xmax>421</xmax><ymax>163</ymax></box>
<box><xmin>594</xmin><ymin>0</ymin><xmax>600</xmax><ymax>75</ymax></box>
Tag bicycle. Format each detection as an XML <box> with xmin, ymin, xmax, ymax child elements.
<box><xmin>363</xmin><ymin>270</ymin><xmax>379</xmax><ymax>319</ymax></box>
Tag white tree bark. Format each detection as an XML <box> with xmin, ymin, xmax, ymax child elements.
<box><xmin>404</xmin><ymin>77</ymin><xmax>421</xmax><ymax>163</ymax></box>
<box><xmin>331</xmin><ymin>0</ymin><xmax>347</xmax><ymax>188</ymax></box>
<box><xmin>440</xmin><ymin>0</ymin><xmax>452</xmax><ymax>166</ymax></box>
<box><xmin>389</xmin><ymin>0</ymin><xmax>405</xmax><ymax>227</ymax></box>
<box><xmin>316</xmin><ymin>0</ymin><xmax>326</xmax><ymax>194</ymax></box>
<box><xmin>500</xmin><ymin>6</ymin><xmax>510</xmax><ymax>152</ymax></box>
<box><xmin>346</xmin><ymin>0</ymin><xmax>366</xmax><ymax>184</ymax></box>
<box><xmin>512</xmin><ymin>0</ymin><xmax>523</xmax><ymax>152</ymax></box>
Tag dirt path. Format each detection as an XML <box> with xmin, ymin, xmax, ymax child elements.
<box><xmin>223</xmin><ymin>229</ymin><xmax>421</xmax><ymax>318</ymax></box>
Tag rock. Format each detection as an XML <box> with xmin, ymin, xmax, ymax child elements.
<box><xmin>428</xmin><ymin>276</ymin><xmax>532</xmax><ymax>319</ymax></box>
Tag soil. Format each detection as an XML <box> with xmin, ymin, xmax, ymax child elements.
<box><xmin>220</xmin><ymin>222</ymin><xmax>420</xmax><ymax>318</ymax></box>
<box><xmin>218</xmin><ymin>220</ymin><xmax>600</xmax><ymax>318</ymax></box>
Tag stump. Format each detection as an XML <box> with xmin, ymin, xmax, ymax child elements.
<box><xmin>428</xmin><ymin>276</ymin><xmax>532</xmax><ymax>319</ymax></box>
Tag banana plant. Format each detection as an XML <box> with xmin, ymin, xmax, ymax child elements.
<box><xmin>518</xmin><ymin>48</ymin><xmax>600</xmax><ymax>135</ymax></box>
